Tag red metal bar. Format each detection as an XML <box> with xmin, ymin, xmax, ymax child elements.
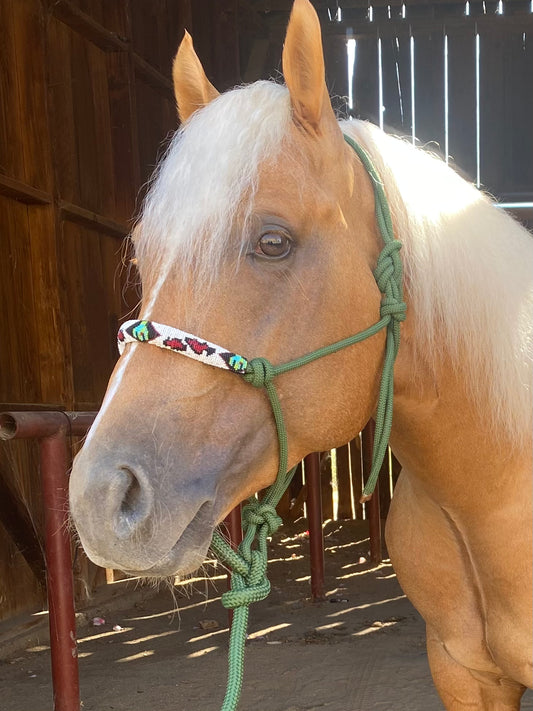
<box><xmin>304</xmin><ymin>452</ymin><xmax>325</xmax><ymax>601</ymax></box>
<box><xmin>224</xmin><ymin>505</ymin><xmax>243</xmax><ymax>552</ymax></box>
<box><xmin>223</xmin><ymin>505</ymin><xmax>243</xmax><ymax>625</ymax></box>
<box><xmin>0</xmin><ymin>410</ymin><xmax>97</xmax><ymax>711</ymax></box>
<box><xmin>0</xmin><ymin>411</ymin><xmax>96</xmax><ymax>440</ymax></box>
<box><xmin>361</xmin><ymin>422</ymin><xmax>383</xmax><ymax>564</ymax></box>
<box><xmin>40</xmin><ymin>430</ymin><xmax>80</xmax><ymax>711</ymax></box>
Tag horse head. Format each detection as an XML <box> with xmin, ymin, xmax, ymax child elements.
<box><xmin>69</xmin><ymin>0</ymin><xmax>388</xmax><ymax>577</ymax></box>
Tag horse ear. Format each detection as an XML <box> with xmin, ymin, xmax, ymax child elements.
<box><xmin>282</xmin><ymin>0</ymin><xmax>335</xmax><ymax>135</ymax></box>
<box><xmin>172</xmin><ymin>31</ymin><xmax>219</xmax><ymax>124</ymax></box>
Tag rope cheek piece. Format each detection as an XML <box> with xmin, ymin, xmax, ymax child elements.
<box><xmin>117</xmin><ymin>136</ymin><xmax>406</xmax><ymax>711</ymax></box>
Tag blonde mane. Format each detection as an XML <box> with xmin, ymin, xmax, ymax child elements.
<box><xmin>135</xmin><ymin>80</ymin><xmax>532</xmax><ymax>443</ymax></box>
<box><xmin>342</xmin><ymin>119</ymin><xmax>533</xmax><ymax>442</ymax></box>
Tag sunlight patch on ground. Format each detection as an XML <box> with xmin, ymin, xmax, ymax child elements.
<box><xmin>174</xmin><ymin>572</ymin><xmax>226</xmax><ymax>586</ymax></box>
<box><xmin>117</xmin><ymin>649</ymin><xmax>155</xmax><ymax>663</ymax></box>
<box><xmin>314</xmin><ymin>622</ymin><xmax>347</xmax><ymax>632</ymax></box>
<box><xmin>128</xmin><ymin>595</ymin><xmax>221</xmax><ymax>621</ymax></box>
<box><xmin>324</xmin><ymin>539</ymin><xmax>369</xmax><ymax>553</ymax></box>
<box><xmin>77</xmin><ymin>627</ymin><xmax>133</xmax><ymax>643</ymax></box>
<box><xmin>187</xmin><ymin>627</ymin><xmax>229</xmax><ymax>644</ymax></box>
<box><xmin>328</xmin><ymin>594</ymin><xmax>406</xmax><ymax>618</ymax></box>
<box><xmin>123</xmin><ymin>630</ymin><xmax>179</xmax><ymax>645</ymax></box>
<box><xmin>186</xmin><ymin>645</ymin><xmax>218</xmax><ymax>659</ymax></box>
<box><xmin>352</xmin><ymin>620</ymin><xmax>398</xmax><ymax>637</ymax></box>
<box><xmin>336</xmin><ymin>561</ymin><xmax>393</xmax><ymax>581</ymax></box>
<box><xmin>247</xmin><ymin>623</ymin><xmax>291</xmax><ymax>639</ymax></box>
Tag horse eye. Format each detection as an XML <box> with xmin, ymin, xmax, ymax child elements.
<box><xmin>255</xmin><ymin>230</ymin><xmax>292</xmax><ymax>259</ymax></box>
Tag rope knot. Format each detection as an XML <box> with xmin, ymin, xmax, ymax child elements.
<box><xmin>243</xmin><ymin>357</ymin><xmax>275</xmax><ymax>388</ymax></box>
<box><xmin>242</xmin><ymin>500</ymin><xmax>282</xmax><ymax>536</ymax></box>
<box><xmin>380</xmin><ymin>295</ymin><xmax>407</xmax><ymax>322</ymax></box>
<box><xmin>220</xmin><ymin>548</ymin><xmax>271</xmax><ymax>609</ymax></box>
<box><xmin>373</xmin><ymin>240</ymin><xmax>406</xmax><ymax>324</ymax></box>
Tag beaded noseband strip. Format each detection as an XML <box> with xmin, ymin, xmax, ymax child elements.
<box><xmin>118</xmin><ymin>319</ymin><xmax>249</xmax><ymax>374</ymax></box>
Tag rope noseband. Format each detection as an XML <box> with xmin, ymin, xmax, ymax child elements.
<box><xmin>117</xmin><ymin>136</ymin><xmax>406</xmax><ymax>711</ymax></box>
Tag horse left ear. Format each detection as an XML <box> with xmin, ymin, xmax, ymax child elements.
<box><xmin>172</xmin><ymin>31</ymin><xmax>219</xmax><ymax>124</ymax></box>
<box><xmin>282</xmin><ymin>0</ymin><xmax>336</xmax><ymax>135</ymax></box>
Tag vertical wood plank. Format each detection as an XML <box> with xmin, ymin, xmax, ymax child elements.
<box><xmin>106</xmin><ymin>51</ymin><xmax>137</xmax><ymax>222</ymax></box>
<box><xmin>447</xmin><ymin>28</ymin><xmax>477</xmax><ymax>181</ymax></box>
<box><xmin>501</xmin><ymin>31</ymin><xmax>533</xmax><ymax>197</ymax></box>
<box><xmin>354</xmin><ymin>37</ymin><xmax>379</xmax><ymax>124</ymax></box>
<box><xmin>12</xmin><ymin>0</ymin><xmax>53</xmax><ymax>191</ymax></box>
<box><xmin>349</xmin><ymin>436</ymin><xmax>364</xmax><ymax>519</ymax></box>
<box><xmin>87</xmin><ymin>41</ymin><xmax>115</xmax><ymax>216</ymax></box>
<box><xmin>479</xmin><ymin>31</ymin><xmax>505</xmax><ymax>195</ymax></box>
<box><xmin>0</xmin><ymin>0</ymin><xmax>23</xmax><ymax>182</ymax></box>
<box><xmin>323</xmin><ymin>34</ymin><xmax>349</xmax><ymax>116</ymax></box>
<box><xmin>335</xmin><ymin>444</ymin><xmax>353</xmax><ymax>520</ymax></box>
<box><xmin>320</xmin><ymin>452</ymin><xmax>334</xmax><ymax>521</ymax></box>
<box><xmin>380</xmin><ymin>35</ymin><xmax>402</xmax><ymax>131</ymax></box>
<box><xmin>413</xmin><ymin>31</ymin><xmax>446</xmax><ymax>153</ymax></box>
<box><xmin>29</xmin><ymin>206</ymin><xmax>74</xmax><ymax>405</ymax></box>
<box><xmin>47</xmin><ymin>17</ymin><xmax>80</xmax><ymax>205</ymax></box>
<box><xmin>0</xmin><ymin>198</ymin><xmax>41</xmax><ymax>403</ymax></box>
<box><xmin>209</xmin><ymin>0</ymin><xmax>241</xmax><ymax>91</ymax></box>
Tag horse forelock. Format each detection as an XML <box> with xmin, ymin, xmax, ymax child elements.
<box><xmin>341</xmin><ymin>119</ymin><xmax>533</xmax><ymax>444</ymax></box>
<box><xmin>134</xmin><ymin>81</ymin><xmax>292</xmax><ymax>299</ymax></box>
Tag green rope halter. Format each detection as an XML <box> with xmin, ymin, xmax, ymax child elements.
<box><xmin>209</xmin><ymin>135</ymin><xmax>406</xmax><ymax>711</ymax></box>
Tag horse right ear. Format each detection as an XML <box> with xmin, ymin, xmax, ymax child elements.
<box><xmin>172</xmin><ymin>31</ymin><xmax>219</xmax><ymax>124</ymax></box>
<box><xmin>282</xmin><ymin>0</ymin><xmax>336</xmax><ymax>135</ymax></box>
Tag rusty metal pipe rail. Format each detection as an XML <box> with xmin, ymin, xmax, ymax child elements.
<box><xmin>0</xmin><ymin>410</ymin><xmax>97</xmax><ymax>711</ymax></box>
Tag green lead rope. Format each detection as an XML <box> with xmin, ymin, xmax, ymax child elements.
<box><xmin>209</xmin><ymin>135</ymin><xmax>406</xmax><ymax>711</ymax></box>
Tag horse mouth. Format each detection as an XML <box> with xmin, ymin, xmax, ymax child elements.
<box><xmin>118</xmin><ymin>502</ymin><xmax>217</xmax><ymax>578</ymax></box>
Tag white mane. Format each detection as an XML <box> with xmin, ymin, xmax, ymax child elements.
<box><xmin>342</xmin><ymin>119</ymin><xmax>533</xmax><ymax>442</ymax></box>
<box><xmin>136</xmin><ymin>80</ymin><xmax>532</xmax><ymax>442</ymax></box>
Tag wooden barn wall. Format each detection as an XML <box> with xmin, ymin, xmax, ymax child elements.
<box><xmin>242</xmin><ymin>0</ymin><xmax>533</xmax><ymax>214</ymax></box>
<box><xmin>0</xmin><ymin>0</ymin><xmax>240</xmax><ymax>623</ymax></box>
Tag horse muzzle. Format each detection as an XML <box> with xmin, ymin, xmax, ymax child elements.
<box><xmin>69</xmin><ymin>446</ymin><xmax>217</xmax><ymax>576</ymax></box>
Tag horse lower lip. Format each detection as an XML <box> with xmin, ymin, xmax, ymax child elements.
<box><xmin>124</xmin><ymin>507</ymin><xmax>215</xmax><ymax>577</ymax></box>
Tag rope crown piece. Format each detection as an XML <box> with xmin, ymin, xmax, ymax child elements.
<box><xmin>116</xmin><ymin>135</ymin><xmax>405</xmax><ymax>711</ymax></box>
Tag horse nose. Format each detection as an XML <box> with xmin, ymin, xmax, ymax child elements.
<box><xmin>112</xmin><ymin>465</ymin><xmax>155</xmax><ymax>540</ymax></box>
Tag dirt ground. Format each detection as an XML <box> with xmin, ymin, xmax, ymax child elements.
<box><xmin>1</xmin><ymin>519</ymin><xmax>532</xmax><ymax>711</ymax></box>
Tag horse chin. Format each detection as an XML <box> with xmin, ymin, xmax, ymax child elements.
<box><xmin>76</xmin><ymin>500</ymin><xmax>217</xmax><ymax>579</ymax></box>
<box><xmin>127</xmin><ymin>544</ymin><xmax>210</xmax><ymax>579</ymax></box>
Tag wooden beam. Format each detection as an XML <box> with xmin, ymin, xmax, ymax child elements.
<box><xmin>0</xmin><ymin>174</ymin><xmax>52</xmax><ymax>205</ymax></box>
<box><xmin>58</xmin><ymin>200</ymin><xmax>129</xmax><ymax>237</ymax></box>
<box><xmin>48</xmin><ymin>0</ymin><xmax>128</xmax><ymax>52</ymax></box>
<box><xmin>133</xmin><ymin>53</ymin><xmax>174</xmax><ymax>96</ymax></box>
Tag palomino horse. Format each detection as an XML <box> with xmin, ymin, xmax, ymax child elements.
<box><xmin>70</xmin><ymin>0</ymin><xmax>532</xmax><ymax>707</ymax></box>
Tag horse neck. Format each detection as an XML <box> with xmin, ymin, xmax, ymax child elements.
<box><xmin>389</xmin><ymin>327</ymin><xmax>528</xmax><ymax>507</ymax></box>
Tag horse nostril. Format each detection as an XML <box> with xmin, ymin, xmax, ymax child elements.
<box><xmin>115</xmin><ymin>466</ymin><xmax>153</xmax><ymax>538</ymax></box>
<box><xmin>120</xmin><ymin>467</ymin><xmax>142</xmax><ymax>517</ymax></box>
